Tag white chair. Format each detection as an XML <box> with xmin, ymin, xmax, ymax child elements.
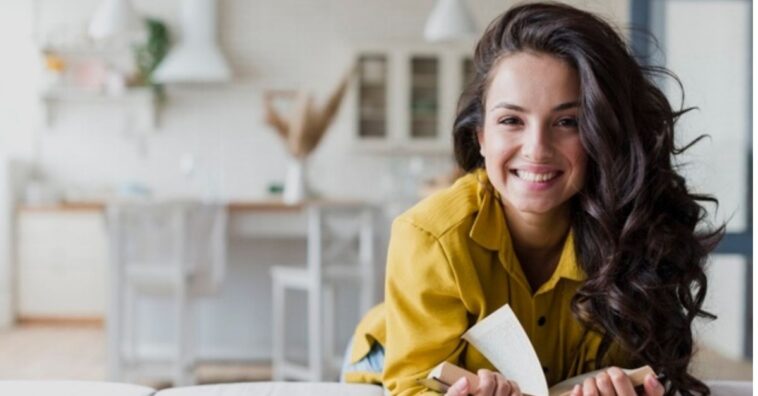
<box><xmin>271</xmin><ymin>203</ymin><xmax>376</xmax><ymax>381</ymax></box>
<box><xmin>105</xmin><ymin>201</ymin><xmax>227</xmax><ymax>386</ymax></box>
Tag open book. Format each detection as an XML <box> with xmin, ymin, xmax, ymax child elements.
<box><xmin>418</xmin><ymin>304</ymin><xmax>658</xmax><ymax>396</ymax></box>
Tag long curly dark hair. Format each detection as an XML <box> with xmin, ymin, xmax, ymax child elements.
<box><xmin>452</xmin><ymin>3</ymin><xmax>725</xmax><ymax>395</ymax></box>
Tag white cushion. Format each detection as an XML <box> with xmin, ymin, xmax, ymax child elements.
<box><xmin>0</xmin><ymin>380</ymin><xmax>154</xmax><ymax>396</ymax></box>
<box><xmin>156</xmin><ymin>382</ymin><xmax>384</xmax><ymax>396</ymax></box>
<box><xmin>0</xmin><ymin>380</ymin><xmax>746</xmax><ymax>396</ymax></box>
<box><xmin>707</xmin><ymin>381</ymin><xmax>753</xmax><ymax>396</ymax></box>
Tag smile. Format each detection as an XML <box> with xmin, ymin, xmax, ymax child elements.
<box><xmin>512</xmin><ymin>170</ymin><xmax>562</xmax><ymax>183</ymax></box>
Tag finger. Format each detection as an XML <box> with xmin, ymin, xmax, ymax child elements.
<box><xmin>596</xmin><ymin>371</ymin><xmax>615</xmax><ymax>396</ymax></box>
<box><xmin>643</xmin><ymin>373</ymin><xmax>664</xmax><ymax>396</ymax></box>
<box><xmin>607</xmin><ymin>367</ymin><xmax>636</xmax><ymax>396</ymax></box>
<box><xmin>571</xmin><ymin>384</ymin><xmax>582</xmax><ymax>396</ymax></box>
<box><xmin>583</xmin><ymin>377</ymin><xmax>599</xmax><ymax>396</ymax></box>
<box><xmin>494</xmin><ymin>374</ymin><xmax>511</xmax><ymax>396</ymax></box>
<box><xmin>509</xmin><ymin>379</ymin><xmax>523</xmax><ymax>396</ymax></box>
<box><xmin>446</xmin><ymin>376</ymin><xmax>469</xmax><ymax>396</ymax></box>
<box><xmin>477</xmin><ymin>369</ymin><xmax>496</xmax><ymax>395</ymax></box>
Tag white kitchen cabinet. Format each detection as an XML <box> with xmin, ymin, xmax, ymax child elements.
<box><xmin>16</xmin><ymin>209</ymin><xmax>108</xmax><ymax>319</ymax></box>
<box><xmin>353</xmin><ymin>41</ymin><xmax>475</xmax><ymax>155</ymax></box>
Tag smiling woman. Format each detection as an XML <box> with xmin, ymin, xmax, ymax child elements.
<box><xmin>477</xmin><ymin>53</ymin><xmax>587</xmax><ymax>287</ymax></box>
<box><xmin>342</xmin><ymin>3</ymin><xmax>724</xmax><ymax>396</ymax></box>
<box><xmin>475</xmin><ymin>51</ymin><xmax>588</xmax><ymax>294</ymax></box>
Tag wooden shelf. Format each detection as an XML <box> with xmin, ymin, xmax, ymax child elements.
<box><xmin>40</xmin><ymin>87</ymin><xmax>158</xmax><ymax>130</ymax></box>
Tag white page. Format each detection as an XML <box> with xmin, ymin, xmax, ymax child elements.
<box><xmin>463</xmin><ymin>304</ymin><xmax>548</xmax><ymax>396</ymax></box>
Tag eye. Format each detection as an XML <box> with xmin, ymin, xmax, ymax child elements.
<box><xmin>498</xmin><ymin>116</ymin><xmax>522</xmax><ymax>126</ymax></box>
<box><xmin>556</xmin><ymin>117</ymin><xmax>579</xmax><ymax>128</ymax></box>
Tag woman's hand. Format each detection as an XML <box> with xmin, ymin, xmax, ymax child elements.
<box><xmin>445</xmin><ymin>369</ymin><xmax>522</xmax><ymax>396</ymax></box>
<box><xmin>570</xmin><ymin>367</ymin><xmax>664</xmax><ymax>396</ymax></box>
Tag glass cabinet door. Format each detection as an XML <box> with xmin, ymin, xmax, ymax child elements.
<box><xmin>409</xmin><ymin>56</ymin><xmax>439</xmax><ymax>139</ymax></box>
<box><xmin>358</xmin><ymin>55</ymin><xmax>388</xmax><ymax>138</ymax></box>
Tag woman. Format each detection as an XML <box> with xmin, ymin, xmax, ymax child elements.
<box><xmin>343</xmin><ymin>3</ymin><xmax>723</xmax><ymax>396</ymax></box>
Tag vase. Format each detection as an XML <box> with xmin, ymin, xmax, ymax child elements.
<box><xmin>283</xmin><ymin>156</ymin><xmax>308</xmax><ymax>204</ymax></box>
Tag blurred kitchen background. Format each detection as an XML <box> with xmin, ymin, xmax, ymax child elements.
<box><xmin>0</xmin><ymin>0</ymin><xmax>751</xmax><ymax>388</ymax></box>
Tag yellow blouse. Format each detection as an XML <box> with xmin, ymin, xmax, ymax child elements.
<box><xmin>345</xmin><ymin>170</ymin><xmax>630</xmax><ymax>395</ymax></box>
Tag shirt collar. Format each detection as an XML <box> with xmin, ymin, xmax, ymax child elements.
<box><xmin>469</xmin><ymin>169</ymin><xmax>506</xmax><ymax>251</ymax></box>
<box><xmin>537</xmin><ymin>231</ymin><xmax>587</xmax><ymax>294</ymax></box>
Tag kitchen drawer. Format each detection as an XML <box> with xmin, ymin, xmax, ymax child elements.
<box><xmin>16</xmin><ymin>210</ymin><xmax>108</xmax><ymax>318</ymax></box>
<box><xmin>18</xmin><ymin>265</ymin><xmax>106</xmax><ymax>317</ymax></box>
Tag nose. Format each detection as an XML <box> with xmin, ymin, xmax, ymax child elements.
<box><xmin>521</xmin><ymin>122</ymin><xmax>554</xmax><ymax>162</ymax></box>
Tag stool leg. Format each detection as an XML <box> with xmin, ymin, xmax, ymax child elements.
<box><xmin>174</xmin><ymin>282</ymin><xmax>189</xmax><ymax>386</ymax></box>
<box><xmin>323</xmin><ymin>283</ymin><xmax>336</xmax><ymax>379</ymax></box>
<box><xmin>308</xmin><ymin>280</ymin><xmax>322</xmax><ymax>380</ymax></box>
<box><xmin>124</xmin><ymin>284</ymin><xmax>136</xmax><ymax>378</ymax></box>
<box><xmin>272</xmin><ymin>277</ymin><xmax>285</xmax><ymax>381</ymax></box>
<box><xmin>183</xmin><ymin>300</ymin><xmax>195</xmax><ymax>385</ymax></box>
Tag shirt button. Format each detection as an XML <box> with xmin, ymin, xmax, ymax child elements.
<box><xmin>537</xmin><ymin>316</ymin><xmax>546</xmax><ymax>326</ymax></box>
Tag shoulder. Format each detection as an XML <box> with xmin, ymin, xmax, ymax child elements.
<box><xmin>394</xmin><ymin>171</ymin><xmax>482</xmax><ymax>240</ymax></box>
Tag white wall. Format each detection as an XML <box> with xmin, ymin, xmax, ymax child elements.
<box><xmin>0</xmin><ymin>1</ymin><xmax>42</xmax><ymax>328</ymax></box>
<box><xmin>663</xmin><ymin>0</ymin><xmax>750</xmax><ymax>233</ymax></box>
<box><xmin>661</xmin><ymin>0</ymin><xmax>752</xmax><ymax>360</ymax></box>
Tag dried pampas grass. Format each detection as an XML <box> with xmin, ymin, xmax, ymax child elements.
<box><xmin>263</xmin><ymin>66</ymin><xmax>355</xmax><ymax>158</ymax></box>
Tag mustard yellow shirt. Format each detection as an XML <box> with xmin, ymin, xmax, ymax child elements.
<box><xmin>345</xmin><ymin>170</ymin><xmax>630</xmax><ymax>395</ymax></box>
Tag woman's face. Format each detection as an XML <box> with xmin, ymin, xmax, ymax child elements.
<box><xmin>478</xmin><ymin>51</ymin><xmax>587</xmax><ymax>217</ymax></box>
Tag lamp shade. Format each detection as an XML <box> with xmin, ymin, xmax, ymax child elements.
<box><xmin>88</xmin><ymin>0</ymin><xmax>141</xmax><ymax>40</ymax></box>
<box><xmin>152</xmin><ymin>0</ymin><xmax>231</xmax><ymax>83</ymax></box>
<box><xmin>423</xmin><ymin>0</ymin><xmax>478</xmax><ymax>42</ymax></box>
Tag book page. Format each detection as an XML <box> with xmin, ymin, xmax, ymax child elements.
<box><xmin>463</xmin><ymin>304</ymin><xmax>549</xmax><ymax>396</ymax></box>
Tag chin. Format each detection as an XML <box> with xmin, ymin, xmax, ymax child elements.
<box><xmin>507</xmin><ymin>197</ymin><xmax>567</xmax><ymax>215</ymax></box>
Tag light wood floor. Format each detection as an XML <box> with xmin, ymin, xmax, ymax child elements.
<box><xmin>0</xmin><ymin>323</ymin><xmax>751</xmax><ymax>386</ymax></box>
<box><xmin>0</xmin><ymin>323</ymin><xmax>271</xmax><ymax>387</ymax></box>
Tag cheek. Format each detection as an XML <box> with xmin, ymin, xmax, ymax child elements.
<box><xmin>482</xmin><ymin>133</ymin><xmax>519</xmax><ymax>159</ymax></box>
<box><xmin>568</xmin><ymin>144</ymin><xmax>588</xmax><ymax>183</ymax></box>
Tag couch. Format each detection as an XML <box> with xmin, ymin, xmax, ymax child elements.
<box><xmin>0</xmin><ymin>380</ymin><xmax>751</xmax><ymax>395</ymax></box>
<box><xmin>0</xmin><ymin>380</ymin><xmax>384</xmax><ymax>396</ymax></box>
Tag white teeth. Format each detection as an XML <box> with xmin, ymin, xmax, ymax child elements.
<box><xmin>515</xmin><ymin>170</ymin><xmax>558</xmax><ymax>182</ymax></box>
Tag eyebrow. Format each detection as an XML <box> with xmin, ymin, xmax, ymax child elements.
<box><xmin>490</xmin><ymin>101</ymin><xmax>580</xmax><ymax>112</ymax></box>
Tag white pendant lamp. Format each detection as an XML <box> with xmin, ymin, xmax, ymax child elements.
<box><xmin>153</xmin><ymin>0</ymin><xmax>232</xmax><ymax>83</ymax></box>
<box><xmin>423</xmin><ymin>0</ymin><xmax>478</xmax><ymax>42</ymax></box>
<box><xmin>88</xmin><ymin>0</ymin><xmax>141</xmax><ymax>40</ymax></box>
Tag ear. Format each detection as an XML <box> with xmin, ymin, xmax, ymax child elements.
<box><xmin>476</xmin><ymin>127</ymin><xmax>485</xmax><ymax>157</ymax></box>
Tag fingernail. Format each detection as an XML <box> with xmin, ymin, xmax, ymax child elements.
<box><xmin>452</xmin><ymin>377</ymin><xmax>468</xmax><ymax>392</ymax></box>
<box><xmin>646</xmin><ymin>374</ymin><xmax>661</xmax><ymax>389</ymax></box>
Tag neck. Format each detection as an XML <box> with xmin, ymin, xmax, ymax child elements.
<box><xmin>502</xmin><ymin>202</ymin><xmax>572</xmax><ymax>292</ymax></box>
<box><xmin>503</xmin><ymin>203</ymin><xmax>572</xmax><ymax>254</ymax></box>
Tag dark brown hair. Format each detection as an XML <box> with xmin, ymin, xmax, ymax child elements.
<box><xmin>453</xmin><ymin>3</ymin><xmax>724</xmax><ymax>395</ymax></box>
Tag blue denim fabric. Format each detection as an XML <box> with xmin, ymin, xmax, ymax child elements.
<box><xmin>340</xmin><ymin>336</ymin><xmax>386</xmax><ymax>382</ymax></box>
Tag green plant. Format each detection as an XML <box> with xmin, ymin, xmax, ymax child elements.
<box><xmin>133</xmin><ymin>18</ymin><xmax>170</xmax><ymax>100</ymax></box>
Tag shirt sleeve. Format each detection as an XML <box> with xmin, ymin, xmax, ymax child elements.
<box><xmin>382</xmin><ymin>218</ymin><xmax>470</xmax><ymax>396</ymax></box>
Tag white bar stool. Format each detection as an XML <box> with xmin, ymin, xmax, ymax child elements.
<box><xmin>106</xmin><ymin>201</ymin><xmax>227</xmax><ymax>386</ymax></box>
<box><xmin>270</xmin><ymin>203</ymin><xmax>376</xmax><ymax>381</ymax></box>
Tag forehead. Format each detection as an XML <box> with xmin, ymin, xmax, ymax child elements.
<box><xmin>485</xmin><ymin>51</ymin><xmax>580</xmax><ymax>110</ymax></box>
